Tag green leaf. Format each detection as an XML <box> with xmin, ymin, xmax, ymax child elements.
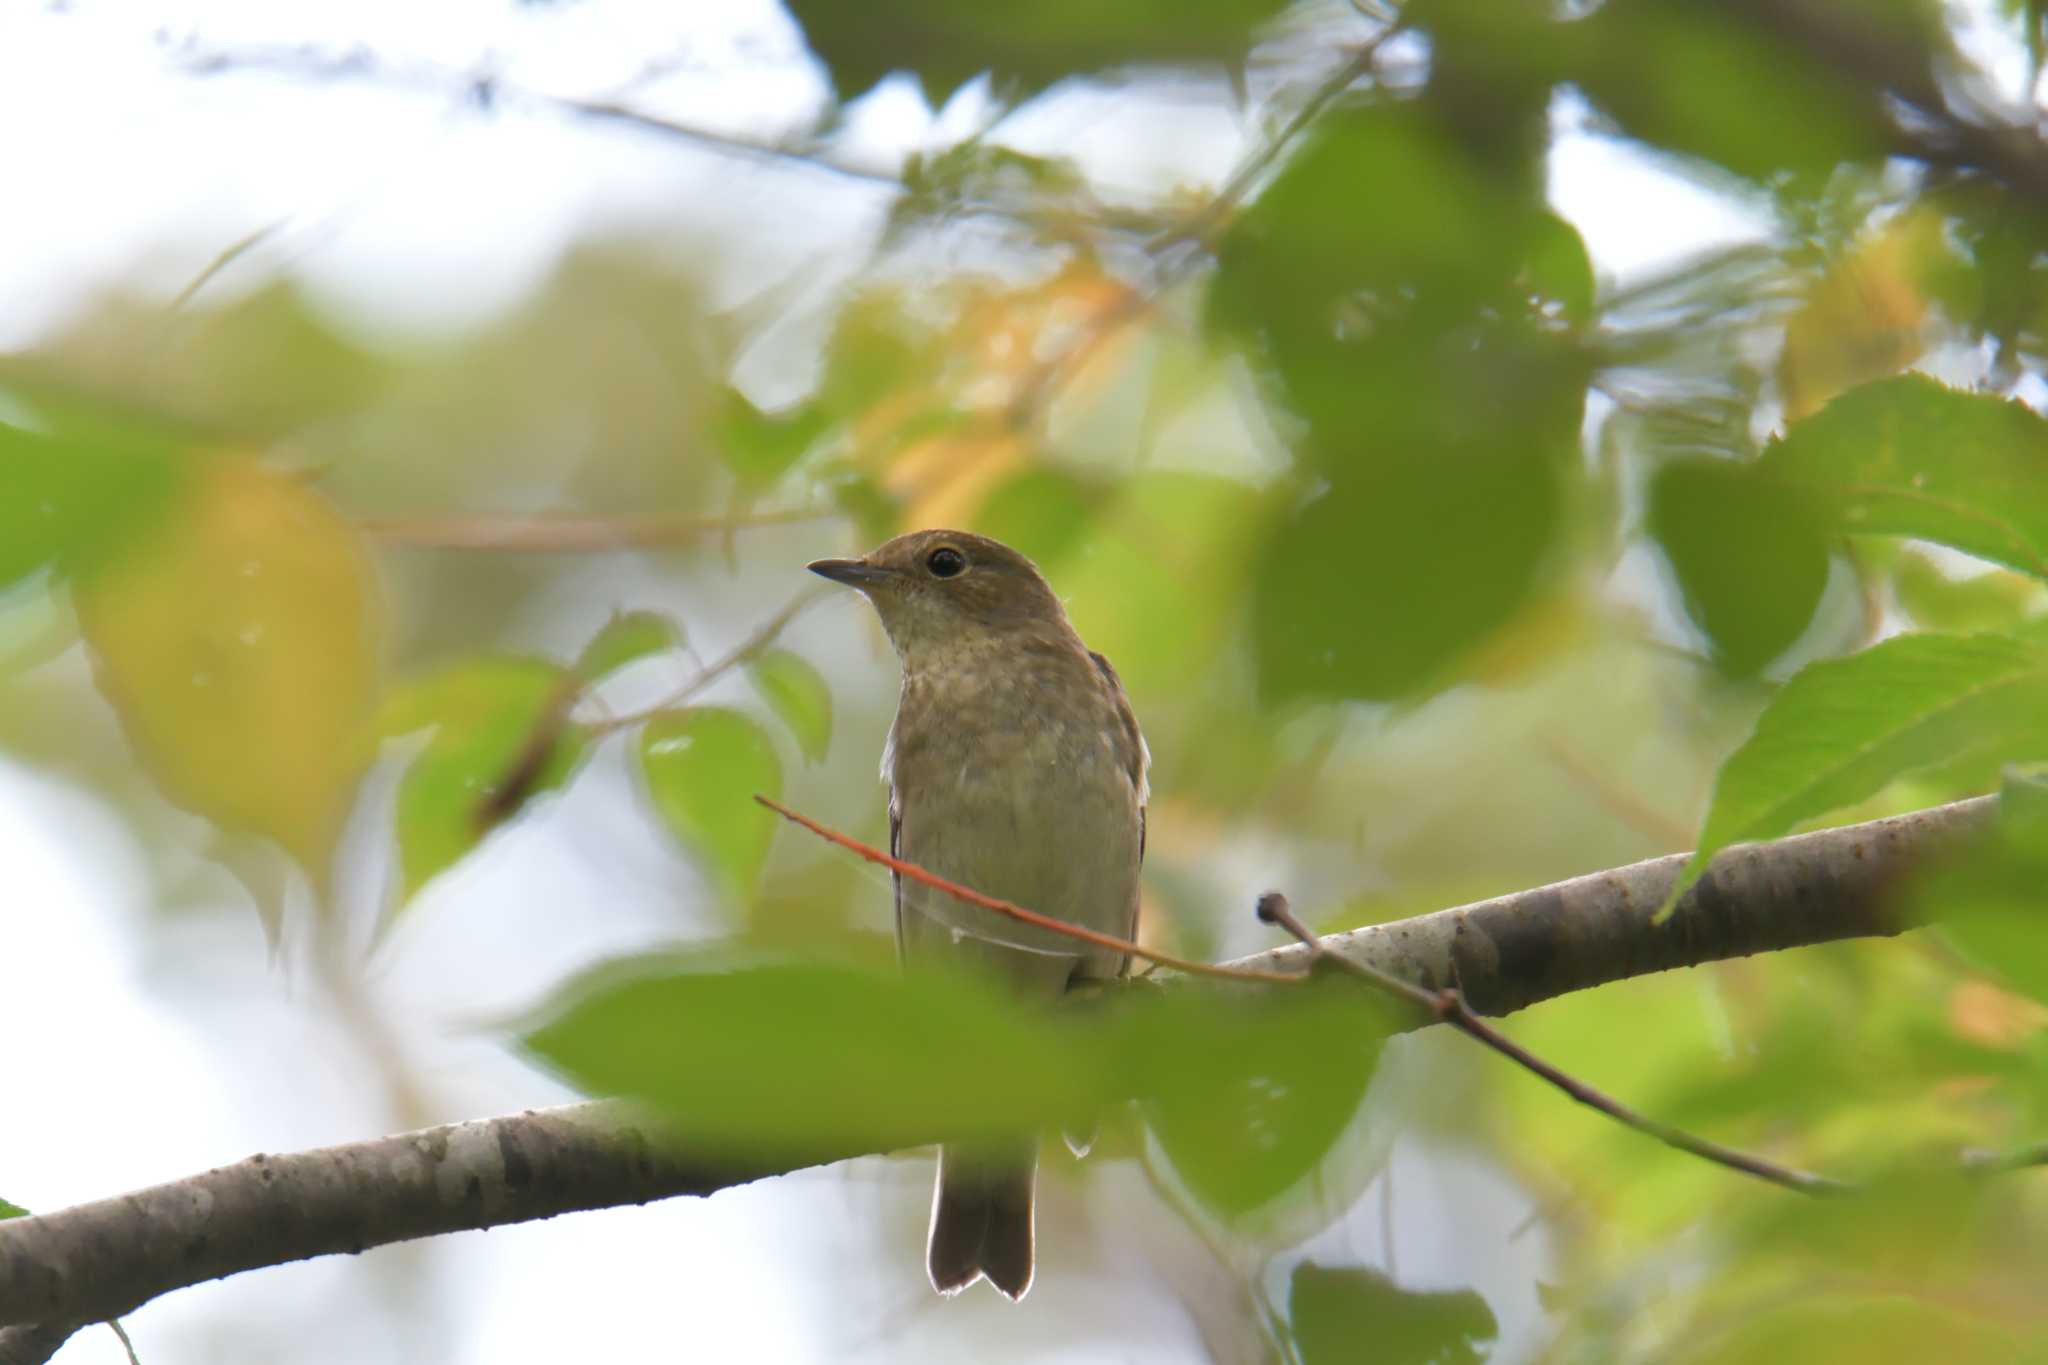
<box><xmin>1647</xmin><ymin>457</ymin><xmax>1830</xmax><ymax>676</ymax></box>
<box><xmin>1893</xmin><ymin>551</ymin><xmax>2041</xmax><ymax>634</ymax></box>
<box><xmin>0</xmin><ymin>1196</ymin><xmax>26</xmax><ymax>1220</ymax></box>
<box><xmin>1055</xmin><ymin>472</ymin><xmax>1268</xmax><ymax>696</ymax></box>
<box><xmin>1572</xmin><ymin>3</ymin><xmax>1904</xmax><ymax>183</ymax></box>
<box><xmin>388</xmin><ymin>657</ymin><xmax>590</xmax><ymax>899</ymax></box>
<box><xmin>1288</xmin><ymin>1264</ymin><xmax>1496</xmax><ymax>1365</ymax></box>
<box><xmin>577</xmin><ymin>609</ymin><xmax>686</xmax><ymax>681</ymax></box>
<box><xmin>1759</xmin><ymin>374</ymin><xmax>2048</xmax><ymax>581</ymax></box>
<box><xmin>783</xmin><ymin>0</ymin><xmax>1291</xmax><ymax>102</ymax></box>
<box><xmin>0</xmin><ymin>405</ymin><xmax>189</xmax><ymax>590</ymax></box>
<box><xmin>638</xmin><ymin>707</ymin><xmax>782</xmax><ymax>904</ymax></box>
<box><xmin>714</xmin><ymin>390</ymin><xmax>832</xmax><ymax>491</ymax></box>
<box><xmin>522</xmin><ymin>953</ymin><xmax>1396</xmax><ymax>1201</ymax></box>
<box><xmin>976</xmin><ymin>468</ymin><xmax>1102</xmax><ymax>569</ymax></box>
<box><xmin>1681</xmin><ymin>1292</ymin><xmax>2019</xmax><ymax>1365</ymax></box>
<box><xmin>1134</xmin><ymin>976</ymin><xmax>1394</xmax><ymax>1218</ymax></box>
<box><xmin>1674</xmin><ymin>633</ymin><xmax>2048</xmax><ymax>909</ymax></box>
<box><xmin>747</xmin><ymin>649</ymin><xmax>833</xmax><ymax>763</ymax></box>
<box><xmin>522</xmin><ymin>951</ymin><xmax>1110</xmax><ymax>1164</ymax></box>
<box><xmin>1251</xmin><ymin>447</ymin><xmax>1559</xmax><ymax>703</ymax></box>
<box><xmin>1919</xmin><ymin>766</ymin><xmax>2048</xmax><ymax>1005</ymax></box>
<box><xmin>1207</xmin><ymin>106</ymin><xmax>1583</xmax><ymax>702</ymax></box>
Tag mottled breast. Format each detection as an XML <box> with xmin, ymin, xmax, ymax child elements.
<box><xmin>888</xmin><ymin>629</ymin><xmax>1146</xmax><ymax>985</ymax></box>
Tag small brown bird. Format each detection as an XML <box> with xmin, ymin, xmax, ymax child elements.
<box><xmin>808</xmin><ymin>529</ymin><xmax>1148</xmax><ymax>1301</ymax></box>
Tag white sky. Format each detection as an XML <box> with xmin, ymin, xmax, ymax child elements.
<box><xmin>0</xmin><ymin>1</ymin><xmax>2028</xmax><ymax>1361</ymax></box>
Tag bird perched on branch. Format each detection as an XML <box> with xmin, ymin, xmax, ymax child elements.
<box><xmin>808</xmin><ymin>529</ymin><xmax>1148</xmax><ymax>1301</ymax></box>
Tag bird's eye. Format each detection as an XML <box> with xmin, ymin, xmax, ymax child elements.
<box><xmin>925</xmin><ymin>546</ymin><xmax>967</xmax><ymax>578</ymax></box>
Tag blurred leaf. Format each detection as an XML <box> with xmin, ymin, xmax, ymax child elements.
<box><xmin>748</xmin><ymin>649</ymin><xmax>833</xmax><ymax>763</ymax></box>
<box><xmin>1685</xmin><ymin>1291</ymin><xmax>2020</xmax><ymax>1365</ymax></box>
<box><xmin>1060</xmin><ymin>471</ymin><xmax>1269</xmax><ymax>695</ymax></box>
<box><xmin>1209</xmin><ymin>106</ymin><xmax>1593</xmax><ymax>457</ymax></box>
<box><xmin>1288</xmin><ymin>1264</ymin><xmax>1496</xmax><ymax>1365</ymax></box>
<box><xmin>0</xmin><ymin>574</ymin><xmax>75</xmax><ymax>676</ymax></box>
<box><xmin>1760</xmin><ymin>375</ymin><xmax>2048</xmax><ymax>581</ymax></box>
<box><xmin>1919</xmin><ymin>773</ymin><xmax>2048</xmax><ymax>1005</ymax></box>
<box><xmin>0</xmin><ymin>405</ymin><xmax>188</xmax><ymax>590</ymax></box>
<box><xmin>820</xmin><ymin>465</ymin><xmax>903</xmax><ymax>545</ymax></box>
<box><xmin>31</xmin><ymin>279</ymin><xmax>390</xmax><ymax>437</ymax></box>
<box><xmin>526</xmin><ymin>953</ymin><xmax>1395</xmax><ymax>1204</ymax></box>
<box><xmin>639</xmin><ymin>707</ymin><xmax>782</xmax><ymax>904</ymax></box>
<box><xmin>577</xmin><ymin>609</ymin><xmax>687</xmax><ymax>681</ymax></box>
<box><xmin>1134</xmin><ymin>976</ymin><xmax>1395</xmax><ymax>1218</ymax></box>
<box><xmin>821</xmin><ymin>291</ymin><xmax>927</xmax><ymax>420</ymax></box>
<box><xmin>1571</xmin><ymin>1</ymin><xmax>1924</xmax><ymax>183</ymax></box>
<box><xmin>784</xmin><ymin>0</ymin><xmax>1291</xmax><ymax>102</ymax></box>
<box><xmin>1252</xmin><ymin>447</ymin><xmax>1560</xmax><ymax>703</ymax></box>
<box><xmin>0</xmin><ymin>1196</ymin><xmax>24</xmax><ymax>1220</ymax></box>
<box><xmin>73</xmin><ymin>457</ymin><xmax>380</xmax><ymax>887</ymax></box>
<box><xmin>715</xmin><ymin>390</ymin><xmax>832</xmax><ymax>491</ymax></box>
<box><xmin>1209</xmin><ymin>105</ymin><xmax>1581</xmax><ymax>702</ymax></box>
<box><xmin>1648</xmin><ymin>457</ymin><xmax>1830</xmax><ymax>676</ymax></box>
<box><xmin>1922</xmin><ymin>843</ymin><xmax>2048</xmax><ymax>1008</ymax></box>
<box><xmin>522</xmin><ymin>950</ymin><xmax>1111</xmax><ymax>1163</ymax></box>
<box><xmin>1779</xmin><ymin>210</ymin><xmax>1939</xmax><ymax>421</ymax></box>
<box><xmin>1676</xmin><ymin>633</ymin><xmax>2048</xmax><ymax>906</ymax></box>
<box><xmin>892</xmin><ymin>141</ymin><xmax>1093</xmax><ymax>241</ymax></box>
<box><xmin>976</xmin><ymin>467</ymin><xmax>1103</xmax><ymax>568</ymax></box>
<box><xmin>1893</xmin><ymin>550</ymin><xmax>2041</xmax><ymax>634</ymax></box>
<box><xmin>387</xmin><ymin>657</ymin><xmax>590</xmax><ymax>900</ymax></box>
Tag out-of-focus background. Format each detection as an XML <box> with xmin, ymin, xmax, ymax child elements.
<box><xmin>9</xmin><ymin>1</ymin><xmax>2048</xmax><ymax>1361</ymax></box>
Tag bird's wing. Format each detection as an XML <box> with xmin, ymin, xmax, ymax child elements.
<box><xmin>1088</xmin><ymin>650</ymin><xmax>1148</xmax><ymax>962</ymax></box>
<box><xmin>886</xmin><ymin>716</ymin><xmax>907</xmax><ymax>969</ymax></box>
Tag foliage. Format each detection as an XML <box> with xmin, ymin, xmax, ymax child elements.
<box><xmin>13</xmin><ymin>0</ymin><xmax>2048</xmax><ymax>1358</ymax></box>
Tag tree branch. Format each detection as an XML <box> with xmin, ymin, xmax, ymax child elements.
<box><xmin>0</xmin><ymin>795</ymin><xmax>1997</xmax><ymax>1335</ymax></box>
<box><xmin>1229</xmin><ymin>795</ymin><xmax>1994</xmax><ymax>1016</ymax></box>
<box><xmin>1253</xmin><ymin>893</ymin><xmax>1846</xmax><ymax>1194</ymax></box>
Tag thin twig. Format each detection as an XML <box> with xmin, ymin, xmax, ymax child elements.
<box><xmin>755</xmin><ymin>796</ymin><xmax>1303</xmax><ymax>984</ymax></box>
<box><xmin>105</xmin><ymin>1320</ymin><xmax>141</xmax><ymax>1365</ymax></box>
<box><xmin>360</xmin><ymin>507</ymin><xmax>840</xmax><ymax>552</ymax></box>
<box><xmin>178</xmin><ymin>45</ymin><xmax>906</xmax><ymax>192</ymax></box>
<box><xmin>1251</xmin><ymin>893</ymin><xmax>1849</xmax><ymax>1195</ymax></box>
<box><xmin>474</xmin><ymin>670</ymin><xmax>585</xmax><ymax>831</ymax></box>
<box><xmin>1006</xmin><ymin>21</ymin><xmax>1402</xmax><ymax>428</ymax></box>
<box><xmin>596</xmin><ymin>588</ymin><xmax>827</xmax><ymax>734</ymax></box>
<box><xmin>173</xmin><ymin>43</ymin><xmax>1170</xmax><ymax>239</ymax></box>
<box><xmin>759</xmin><ymin>794</ymin><xmax>1849</xmax><ymax>1193</ymax></box>
<box><xmin>166</xmin><ymin>218</ymin><xmax>290</xmax><ymax>315</ymax></box>
<box><xmin>1158</xmin><ymin>28</ymin><xmax>1401</xmax><ymax>256</ymax></box>
<box><xmin>1961</xmin><ymin>1140</ymin><xmax>2048</xmax><ymax>1174</ymax></box>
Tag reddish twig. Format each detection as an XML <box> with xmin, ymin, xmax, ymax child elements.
<box><xmin>1252</xmin><ymin>893</ymin><xmax>1849</xmax><ymax>1196</ymax></box>
<box><xmin>754</xmin><ymin>796</ymin><xmax>1302</xmax><ymax>985</ymax></box>
<box><xmin>760</xmin><ymin>796</ymin><xmax>1848</xmax><ymax>1194</ymax></box>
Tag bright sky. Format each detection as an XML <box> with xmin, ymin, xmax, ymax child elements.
<box><xmin>1</xmin><ymin>1</ymin><xmax>2026</xmax><ymax>1362</ymax></box>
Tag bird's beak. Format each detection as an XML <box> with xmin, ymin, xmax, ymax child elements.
<box><xmin>807</xmin><ymin>557</ymin><xmax>894</xmax><ymax>590</ymax></box>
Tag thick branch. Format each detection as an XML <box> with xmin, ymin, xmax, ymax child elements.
<box><xmin>0</xmin><ymin>796</ymin><xmax>1995</xmax><ymax>1335</ymax></box>
<box><xmin>1224</xmin><ymin>796</ymin><xmax>1995</xmax><ymax>1015</ymax></box>
<box><xmin>0</xmin><ymin>1102</ymin><xmax>842</xmax><ymax>1345</ymax></box>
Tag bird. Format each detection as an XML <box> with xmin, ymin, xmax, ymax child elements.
<box><xmin>808</xmin><ymin>529</ymin><xmax>1148</xmax><ymax>1301</ymax></box>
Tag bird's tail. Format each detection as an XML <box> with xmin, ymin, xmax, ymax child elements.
<box><xmin>927</xmin><ymin>1138</ymin><xmax>1037</xmax><ymax>1301</ymax></box>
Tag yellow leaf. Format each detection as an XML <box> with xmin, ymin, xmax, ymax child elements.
<box><xmin>74</xmin><ymin>457</ymin><xmax>382</xmax><ymax>887</ymax></box>
<box><xmin>1780</xmin><ymin>209</ymin><xmax>1940</xmax><ymax>421</ymax></box>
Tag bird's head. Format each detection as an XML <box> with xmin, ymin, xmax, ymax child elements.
<box><xmin>808</xmin><ymin>530</ymin><xmax>1067</xmax><ymax>664</ymax></box>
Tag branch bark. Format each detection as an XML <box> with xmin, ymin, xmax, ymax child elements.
<box><xmin>0</xmin><ymin>795</ymin><xmax>1996</xmax><ymax>1342</ymax></box>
